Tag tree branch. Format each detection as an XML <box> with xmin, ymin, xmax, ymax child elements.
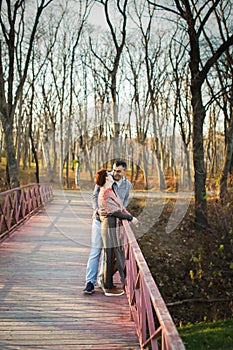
<box><xmin>197</xmin><ymin>0</ymin><xmax>222</xmax><ymax>37</ymax></box>
<box><xmin>147</xmin><ymin>0</ymin><xmax>181</xmax><ymax>17</ymax></box>
<box><xmin>199</xmin><ymin>34</ymin><xmax>233</xmax><ymax>85</ymax></box>
<box><xmin>167</xmin><ymin>297</ymin><xmax>232</xmax><ymax>306</ymax></box>
<box><xmin>89</xmin><ymin>36</ymin><xmax>111</xmax><ymax>73</ymax></box>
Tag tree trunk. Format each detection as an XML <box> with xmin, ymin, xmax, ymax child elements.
<box><xmin>191</xmin><ymin>86</ymin><xmax>208</xmax><ymax>228</ymax></box>
<box><xmin>142</xmin><ymin>146</ymin><xmax>149</xmax><ymax>190</ymax></box>
<box><xmin>184</xmin><ymin>145</ymin><xmax>192</xmax><ymax>190</ymax></box>
<box><xmin>112</xmin><ymin>96</ymin><xmax>120</xmax><ymax>159</ymax></box>
<box><xmin>3</xmin><ymin>122</ymin><xmax>20</xmax><ymax>188</ymax></box>
<box><xmin>29</xmin><ymin>132</ymin><xmax>39</xmax><ymax>184</ymax></box>
<box><xmin>219</xmin><ymin>122</ymin><xmax>233</xmax><ymax>198</ymax></box>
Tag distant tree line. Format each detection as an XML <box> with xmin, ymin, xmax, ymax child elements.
<box><xmin>0</xmin><ymin>0</ymin><xmax>232</xmax><ymax>228</ymax></box>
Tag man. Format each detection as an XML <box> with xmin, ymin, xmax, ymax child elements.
<box><xmin>83</xmin><ymin>160</ymin><xmax>132</xmax><ymax>294</ymax></box>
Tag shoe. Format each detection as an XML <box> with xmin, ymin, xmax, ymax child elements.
<box><xmin>104</xmin><ymin>288</ymin><xmax>124</xmax><ymax>297</ymax></box>
<box><xmin>97</xmin><ymin>278</ymin><xmax>105</xmax><ymax>292</ymax></box>
<box><xmin>97</xmin><ymin>278</ymin><xmax>117</xmax><ymax>292</ymax></box>
<box><xmin>83</xmin><ymin>281</ymin><xmax>95</xmax><ymax>295</ymax></box>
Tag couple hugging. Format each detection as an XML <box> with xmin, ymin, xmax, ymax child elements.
<box><xmin>84</xmin><ymin>160</ymin><xmax>138</xmax><ymax>297</ymax></box>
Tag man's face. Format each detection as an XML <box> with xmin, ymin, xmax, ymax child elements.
<box><xmin>112</xmin><ymin>164</ymin><xmax>125</xmax><ymax>182</ymax></box>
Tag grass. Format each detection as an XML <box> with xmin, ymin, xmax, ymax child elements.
<box><xmin>179</xmin><ymin>319</ymin><xmax>233</xmax><ymax>350</ymax></box>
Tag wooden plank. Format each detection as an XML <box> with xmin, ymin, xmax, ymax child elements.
<box><xmin>0</xmin><ymin>190</ymin><xmax>140</xmax><ymax>349</ymax></box>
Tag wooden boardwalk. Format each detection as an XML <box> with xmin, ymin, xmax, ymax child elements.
<box><xmin>0</xmin><ymin>190</ymin><xmax>140</xmax><ymax>349</ymax></box>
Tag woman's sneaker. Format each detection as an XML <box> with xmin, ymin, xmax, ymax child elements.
<box><xmin>104</xmin><ymin>288</ymin><xmax>124</xmax><ymax>297</ymax></box>
<box><xmin>83</xmin><ymin>281</ymin><xmax>95</xmax><ymax>294</ymax></box>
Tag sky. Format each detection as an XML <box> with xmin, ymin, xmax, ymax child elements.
<box><xmin>87</xmin><ymin>2</ymin><xmax>109</xmax><ymax>29</ymax></box>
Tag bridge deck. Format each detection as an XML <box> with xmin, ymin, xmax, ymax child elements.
<box><xmin>0</xmin><ymin>191</ymin><xmax>140</xmax><ymax>349</ymax></box>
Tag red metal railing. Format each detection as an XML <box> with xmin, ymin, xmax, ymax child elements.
<box><xmin>123</xmin><ymin>221</ymin><xmax>185</xmax><ymax>350</ymax></box>
<box><xmin>0</xmin><ymin>183</ymin><xmax>53</xmax><ymax>240</ymax></box>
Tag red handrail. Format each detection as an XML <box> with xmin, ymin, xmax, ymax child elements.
<box><xmin>123</xmin><ymin>221</ymin><xmax>185</xmax><ymax>350</ymax></box>
<box><xmin>0</xmin><ymin>183</ymin><xmax>53</xmax><ymax>240</ymax></box>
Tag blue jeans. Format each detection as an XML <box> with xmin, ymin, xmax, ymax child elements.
<box><xmin>85</xmin><ymin>219</ymin><xmax>104</xmax><ymax>285</ymax></box>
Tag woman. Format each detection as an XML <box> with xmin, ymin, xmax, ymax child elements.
<box><xmin>96</xmin><ymin>168</ymin><xmax>138</xmax><ymax>297</ymax></box>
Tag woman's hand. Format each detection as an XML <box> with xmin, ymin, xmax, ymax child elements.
<box><xmin>131</xmin><ymin>217</ymin><xmax>139</xmax><ymax>227</ymax></box>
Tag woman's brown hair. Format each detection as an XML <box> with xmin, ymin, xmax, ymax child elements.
<box><xmin>95</xmin><ymin>168</ymin><xmax>108</xmax><ymax>187</ymax></box>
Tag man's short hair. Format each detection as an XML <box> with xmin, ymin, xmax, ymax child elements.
<box><xmin>114</xmin><ymin>160</ymin><xmax>127</xmax><ymax>170</ymax></box>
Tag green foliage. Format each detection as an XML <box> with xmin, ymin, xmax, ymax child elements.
<box><xmin>179</xmin><ymin>319</ymin><xmax>233</xmax><ymax>350</ymax></box>
<box><xmin>219</xmin><ymin>244</ymin><xmax>224</xmax><ymax>252</ymax></box>
<box><xmin>189</xmin><ymin>248</ymin><xmax>203</xmax><ymax>280</ymax></box>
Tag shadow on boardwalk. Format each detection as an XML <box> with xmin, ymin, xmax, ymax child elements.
<box><xmin>0</xmin><ymin>190</ymin><xmax>140</xmax><ymax>349</ymax></box>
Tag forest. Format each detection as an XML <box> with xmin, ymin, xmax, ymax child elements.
<box><xmin>0</xmin><ymin>0</ymin><xmax>232</xmax><ymax>229</ymax></box>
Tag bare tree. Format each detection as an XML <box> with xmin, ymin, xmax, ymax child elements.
<box><xmin>89</xmin><ymin>46</ymin><xmax>112</xmax><ymax>169</ymax></box>
<box><xmin>90</xmin><ymin>0</ymin><xmax>128</xmax><ymax>158</ymax></box>
<box><xmin>65</xmin><ymin>0</ymin><xmax>93</xmax><ymax>188</ymax></box>
<box><xmin>130</xmin><ymin>1</ymin><xmax>168</xmax><ymax>189</ymax></box>
<box><xmin>125</xmin><ymin>41</ymin><xmax>151</xmax><ymax>188</ymax></box>
<box><xmin>0</xmin><ymin>0</ymin><xmax>54</xmax><ymax>188</ymax></box>
<box><xmin>148</xmin><ymin>0</ymin><xmax>233</xmax><ymax>228</ymax></box>
<box><xmin>40</xmin><ymin>65</ymin><xmax>59</xmax><ymax>181</ymax></box>
<box><xmin>169</xmin><ymin>29</ymin><xmax>192</xmax><ymax>190</ymax></box>
<box><xmin>204</xmin><ymin>4</ymin><xmax>233</xmax><ymax>198</ymax></box>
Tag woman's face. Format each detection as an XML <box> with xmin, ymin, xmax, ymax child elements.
<box><xmin>105</xmin><ymin>173</ymin><xmax>114</xmax><ymax>185</ymax></box>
